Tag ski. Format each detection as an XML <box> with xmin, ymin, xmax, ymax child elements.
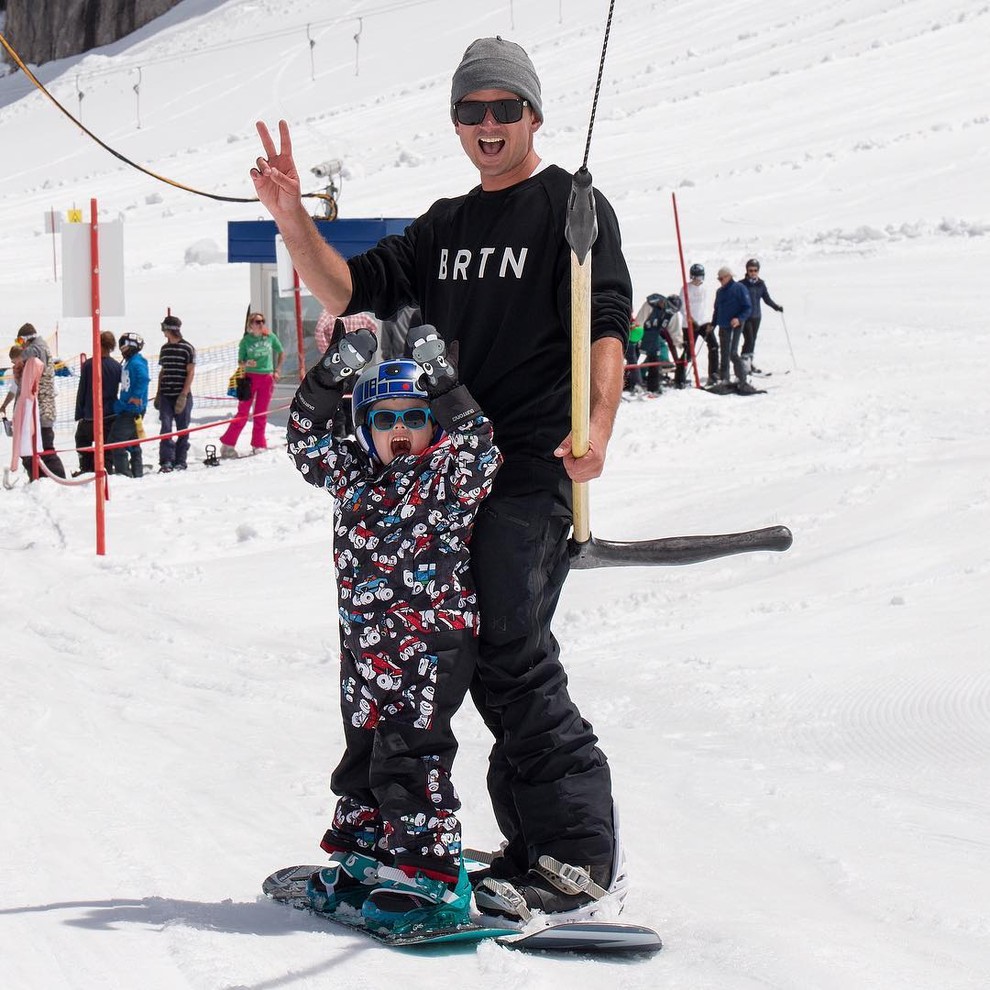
<box><xmin>263</xmin><ymin>864</ymin><xmax>661</xmax><ymax>955</ymax></box>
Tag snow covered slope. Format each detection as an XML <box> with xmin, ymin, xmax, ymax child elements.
<box><xmin>1</xmin><ymin>2</ymin><xmax>988</xmax><ymax>988</ymax></box>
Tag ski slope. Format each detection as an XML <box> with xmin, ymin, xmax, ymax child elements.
<box><xmin>1</xmin><ymin>1</ymin><xmax>988</xmax><ymax>987</ymax></box>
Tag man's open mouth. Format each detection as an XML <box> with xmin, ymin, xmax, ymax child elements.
<box><xmin>479</xmin><ymin>136</ymin><xmax>504</xmax><ymax>157</ymax></box>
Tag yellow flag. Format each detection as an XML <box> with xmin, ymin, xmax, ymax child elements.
<box><xmin>67</xmin><ymin>209</ymin><xmax>83</xmax><ymax>223</ymax></box>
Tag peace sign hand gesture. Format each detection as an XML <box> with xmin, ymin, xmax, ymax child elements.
<box><xmin>251</xmin><ymin>119</ymin><xmax>303</xmax><ymax>219</ymax></box>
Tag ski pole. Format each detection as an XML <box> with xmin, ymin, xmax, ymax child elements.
<box><xmin>780</xmin><ymin>311</ymin><xmax>798</xmax><ymax>371</ymax></box>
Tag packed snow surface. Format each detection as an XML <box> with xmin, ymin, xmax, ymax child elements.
<box><xmin>1</xmin><ymin>1</ymin><xmax>987</xmax><ymax>987</ymax></box>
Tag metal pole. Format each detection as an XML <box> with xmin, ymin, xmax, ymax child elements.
<box><xmin>780</xmin><ymin>311</ymin><xmax>798</xmax><ymax>370</ymax></box>
<box><xmin>50</xmin><ymin>207</ymin><xmax>58</xmax><ymax>282</ymax></box>
<box><xmin>91</xmin><ymin>197</ymin><xmax>107</xmax><ymax>556</ymax></box>
<box><xmin>671</xmin><ymin>192</ymin><xmax>700</xmax><ymax>388</ymax></box>
<box><xmin>293</xmin><ymin>269</ymin><xmax>306</xmax><ymax>381</ymax></box>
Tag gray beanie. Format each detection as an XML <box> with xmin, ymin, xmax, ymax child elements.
<box><xmin>450</xmin><ymin>36</ymin><xmax>543</xmax><ymax>122</ymax></box>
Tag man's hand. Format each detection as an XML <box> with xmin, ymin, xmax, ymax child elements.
<box><xmin>554</xmin><ymin>429</ymin><xmax>608</xmax><ymax>483</ymax></box>
<box><xmin>252</xmin><ymin>120</ymin><xmax>303</xmax><ymax>219</ymax></box>
<box><xmin>175</xmin><ymin>393</ymin><xmax>188</xmax><ymax>414</ymax></box>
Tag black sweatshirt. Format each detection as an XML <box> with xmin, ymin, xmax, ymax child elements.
<box><xmin>346</xmin><ymin>164</ymin><xmax>632</xmax><ymax>502</ymax></box>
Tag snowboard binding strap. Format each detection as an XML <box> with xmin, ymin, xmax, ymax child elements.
<box><xmin>533</xmin><ymin>856</ymin><xmax>611</xmax><ymax>900</ymax></box>
<box><xmin>477</xmin><ymin>878</ymin><xmax>533</xmax><ymax>923</ymax></box>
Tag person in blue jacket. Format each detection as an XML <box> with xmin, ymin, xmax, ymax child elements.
<box><xmin>711</xmin><ymin>267</ymin><xmax>754</xmax><ymax>393</ymax></box>
<box><xmin>740</xmin><ymin>258</ymin><xmax>783</xmax><ymax>374</ymax></box>
<box><xmin>107</xmin><ymin>332</ymin><xmax>149</xmax><ymax>477</ymax></box>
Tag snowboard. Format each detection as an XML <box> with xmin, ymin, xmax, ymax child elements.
<box><xmin>262</xmin><ymin>864</ymin><xmax>662</xmax><ymax>955</ymax></box>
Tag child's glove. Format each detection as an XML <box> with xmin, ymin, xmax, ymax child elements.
<box><xmin>316</xmin><ymin>321</ymin><xmax>377</xmax><ymax>387</ymax></box>
<box><xmin>408</xmin><ymin>325</ymin><xmax>456</xmax><ymax>396</ymax></box>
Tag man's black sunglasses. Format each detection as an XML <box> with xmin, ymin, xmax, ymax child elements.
<box><xmin>453</xmin><ymin>98</ymin><xmax>530</xmax><ymax>126</ymax></box>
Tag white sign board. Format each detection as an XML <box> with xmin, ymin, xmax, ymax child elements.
<box><xmin>275</xmin><ymin>234</ymin><xmax>311</xmax><ymax>298</ymax></box>
<box><xmin>61</xmin><ymin>220</ymin><xmax>126</xmax><ymax>318</ymax></box>
<box><xmin>43</xmin><ymin>210</ymin><xmax>63</xmax><ymax>234</ymax></box>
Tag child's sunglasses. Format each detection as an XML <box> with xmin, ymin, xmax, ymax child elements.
<box><xmin>369</xmin><ymin>408</ymin><xmax>433</xmax><ymax>431</ymax></box>
<box><xmin>452</xmin><ymin>98</ymin><xmax>530</xmax><ymax>126</ymax></box>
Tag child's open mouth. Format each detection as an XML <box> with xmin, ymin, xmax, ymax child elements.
<box><xmin>390</xmin><ymin>436</ymin><xmax>412</xmax><ymax>457</ymax></box>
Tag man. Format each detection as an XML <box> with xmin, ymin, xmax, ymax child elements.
<box><xmin>16</xmin><ymin>323</ymin><xmax>66</xmax><ymax>479</ymax></box>
<box><xmin>252</xmin><ymin>36</ymin><xmax>632</xmax><ymax>921</ymax></box>
<box><xmin>740</xmin><ymin>258</ymin><xmax>784</xmax><ymax>375</ymax></box>
<box><xmin>73</xmin><ymin>330</ymin><xmax>121</xmax><ymax>475</ymax></box>
<box><xmin>154</xmin><ymin>315</ymin><xmax>196</xmax><ymax>472</ymax></box>
<box><xmin>685</xmin><ymin>263</ymin><xmax>720</xmax><ymax>385</ymax></box>
<box><xmin>711</xmin><ymin>266</ymin><xmax>754</xmax><ymax>394</ymax></box>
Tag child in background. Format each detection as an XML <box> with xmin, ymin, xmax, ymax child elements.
<box><xmin>2</xmin><ymin>344</ymin><xmax>23</xmax><ymax>455</ymax></box>
<box><xmin>107</xmin><ymin>333</ymin><xmax>149</xmax><ymax>477</ymax></box>
<box><xmin>286</xmin><ymin>322</ymin><xmax>501</xmax><ymax>935</ymax></box>
<box><xmin>0</xmin><ymin>345</ymin><xmax>24</xmax><ymax>428</ymax></box>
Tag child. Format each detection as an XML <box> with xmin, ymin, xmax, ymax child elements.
<box><xmin>107</xmin><ymin>333</ymin><xmax>149</xmax><ymax>477</ymax></box>
<box><xmin>0</xmin><ymin>345</ymin><xmax>23</xmax><ymax>423</ymax></box>
<box><xmin>286</xmin><ymin>322</ymin><xmax>501</xmax><ymax>934</ymax></box>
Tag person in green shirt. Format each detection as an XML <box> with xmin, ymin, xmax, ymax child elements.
<box><xmin>220</xmin><ymin>312</ymin><xmax>285</xmax><ymax>456</ymax></box>
<box><xmin>623</xmin><ymin>312</ymin><xmax>644</xmax><ymax>394</ymax></box>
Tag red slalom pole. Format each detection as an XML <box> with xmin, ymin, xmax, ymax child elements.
<box><xmin>90</xmin><ymin>197</ymin><xmax>107</xmax><ymax>555</ymax></box>
<box><xmin>671</xmin><ymin>192</ymin><xmax>700</xmax><ymax>388</ymax></box>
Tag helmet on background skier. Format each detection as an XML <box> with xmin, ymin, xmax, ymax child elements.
<box><xmin>351</xmin><ymin>359</ymin><xmax>444</xmax><ymax>461</ymax></box>
<box><xmin>689</xmin><ymin>263</ymin><xmax>705</xmax><ymax>279</ymax></box>
<box><xmin>665</xmin><ymin>294</ymin><xmax>682</xmax><ymax>313</ymax></box>
<box><xmin>745</xmin><ymin>258</ymin><xmax>760</xmax><ymax>272</ymax></box>
<box><xmin>118</xmin><ymin>332</ymin><xmax>144</xmax><ymax>354</ymax></box>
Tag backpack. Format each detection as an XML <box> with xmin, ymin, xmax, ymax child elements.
<box><xmin>643</xmin><ymin>295</ymin><xmax>672</xmax><ymax>334</ymax></box>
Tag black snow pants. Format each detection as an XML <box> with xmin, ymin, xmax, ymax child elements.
<box><xmin>742</xmin><ymin>316</ymin><xmax>762</xmax><ymax>361</ymax></box>
<box><xmin>468</xmin><ymin>489</ymin><xmax>615</xmax><ymax>873</ymax></box>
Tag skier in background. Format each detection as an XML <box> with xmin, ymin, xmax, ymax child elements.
<box><xmin>740</xmin><ymin>258</ymin><xmax>784</xmax><ymax>375</ymax></box>
<box><xmin>711</xmin><ymin>267</ymin><xmax>755</xmax><ymax>394</ymax></box>
<box><xmin>286</xmin><ymin>321</ymin><xmax>500</xmax><ymax>934</ymax></box>
<box><xmin>685</xmin><ymin>263</ymin><xmax>720</xmax><ymax>386</ymax></box>
<box><xmin>251</xmin><ymin>36</ymin><xmax>632</xmax><ymax>922</ymax></box>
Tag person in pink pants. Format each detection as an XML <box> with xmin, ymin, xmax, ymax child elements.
<box><xmin>220</xmin><ymin>312</ymin><xmax>285</xmax><ymax>456</ymax></box>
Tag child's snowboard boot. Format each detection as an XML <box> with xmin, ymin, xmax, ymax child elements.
<box><xmin>306</xmin><ymin>850</ymin><xmax>380</xmax><ymax>914</ymax></box>
<box><xmin>362</xmin><ymin>862</ymin><xmax>472</xmax><ymax>934</ymax></box>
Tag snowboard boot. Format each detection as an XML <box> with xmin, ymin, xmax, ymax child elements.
<box><xmin>475</xmin><ymin>824</ymin><xmax>629</xmax><ymax>926</ymax></box>
<box><xmin>306</xmin><ymin>850</ymin><xmax>380</xmax><ymax>914</ymax></box>
<box><xmin>463</xmin><ymin>845</ymin><xmax>528</xmax><ymax>889</ymax></box>
<box><xmin>362</xmin><ymin>863</ymin><xmax>472</xmax><ymax>934</ymax></box>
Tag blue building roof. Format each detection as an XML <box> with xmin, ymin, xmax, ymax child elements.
<box><xmin>227</xmin><ymin>218</ymin><xmax>413</xmax><ymax>263</ymax></box>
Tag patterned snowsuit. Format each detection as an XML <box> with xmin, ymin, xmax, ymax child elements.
<box><xmin>287</xmin><ymin>377</ymin><xmax>501</xmax><ymax>881</ymax></box>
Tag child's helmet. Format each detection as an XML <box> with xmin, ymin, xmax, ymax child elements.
<box><xmin>351</xmin><ymin>359</ymin><xmax>444</xmax><ymax>460</ymax></box>
<box><xmin>119</xmin><ymin>332</ymin><xmax>144</xmax><ymax>353</ymax></box>
<box><xmin>665</xmin><ymin>294</ymin><xmax>682</xmax><ymax>312</ymax></box>
<box><xmin>689</xmin><ymin>263</ymin><xmax>705</xmax><ymax>278</ymax></box>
